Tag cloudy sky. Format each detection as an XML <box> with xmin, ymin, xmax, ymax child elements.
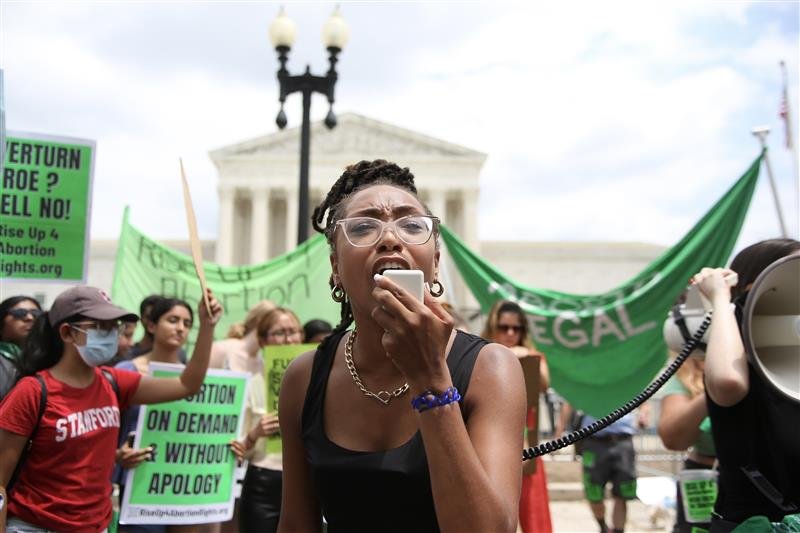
<box><xmin>2</xmin><ymin>1</ymin><xmax>798</xmax><ymax>254</ymax></box>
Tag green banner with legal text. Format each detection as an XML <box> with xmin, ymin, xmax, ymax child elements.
<box><xmin>1</xmin><ymin>132</ymin><xmax>95</xmax><ymax>281</ymax></box>
<box><xmin>441</xmin><ymin>153</ymin><xmax>762</xmax><ymax>417</ymax></box>
<box><xmin>120</xmin><ymin>364</ymin><xmax>248</xmax><ymax>525</ymax></box>
<box><xmin>111</xmin><ymin>209</ymin><xmax>339</xmax><ymax>349</ymax></box>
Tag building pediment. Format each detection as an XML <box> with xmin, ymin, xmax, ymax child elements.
<box><xmin>209</xmin><ymin>113</ymin><xmax>485</xmax><ymax>161</ymax></box>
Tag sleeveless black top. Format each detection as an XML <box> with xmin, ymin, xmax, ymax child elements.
<box><xmin>302</xmin><ymin>329</ymin><xmax>486</xmax><ymax>533</ymax></box>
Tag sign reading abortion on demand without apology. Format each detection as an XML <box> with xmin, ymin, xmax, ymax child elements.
<box><xmin>120</xmin><ymin>363</ymin><xmax>249</xmax><ymax>525</ymax></box>
<box><xmin>1</xmin><ymin>132</ymin><xmax>95</xmax><ymax>282</ymax></box>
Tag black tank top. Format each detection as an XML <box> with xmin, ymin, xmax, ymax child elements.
<box><xmin>302</xmin><ymin>329</ymin><xmax>486</xmax><ymax>533</ymax></box>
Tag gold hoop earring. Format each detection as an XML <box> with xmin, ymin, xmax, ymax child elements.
<box><xmin>331</xmin><ymin>284</ymin><xmax>346</xmax><ymax>303</ymax></box>
<box><xmin>429</xmin><ymin>280</ymin><xmax>445</xmax><ymax>298</ymax></box>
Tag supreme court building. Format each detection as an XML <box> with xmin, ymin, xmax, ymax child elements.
<box><xmin>6</xmin><ymin>113</ymin><xmax>664</xmax><ymax>318</ymax></box>
<box><xmin>209</xmin><ymin>113</ymin><xmax>482</xmax><ymax>266</ymax></box>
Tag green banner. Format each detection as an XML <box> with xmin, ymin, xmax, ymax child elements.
<box><xmin>120</xmin><ymin>364</ymin><xmax>248</xmax><ymax>525</ymax></box>
<box><xmin>263</xmin><ymin>343</ymin><xmax>315</xmax><ymax>454</ymax></box>
<box><xmin>441</xmin><ymin>153</ymin><xmax>762</xmax><ymax>417</ymax></box>
<box><xmin>111</xmin><ymin>209</ymin><xmax>339</xmax><ymax>348</ymax></box>
<box><xmin>1</xmin><ymin>132</ymin><xmax>94</xmax><ymax>281</ymax></box>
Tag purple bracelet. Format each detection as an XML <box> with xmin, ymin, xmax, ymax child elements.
<box><xmin>411</xmin><ymin>386</ymin><xmax>461</xmax><ymax>412</ymax></box>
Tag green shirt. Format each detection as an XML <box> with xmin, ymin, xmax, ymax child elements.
<box><xmin>661</xmin><ymin>374</ymin><xmax>716</xmax><ymax>457</ymax></box>
<box><xmin>0</xmin><ymin>341</ymin><xmax>22</xmax><ymax>400</ymax></box>
<box><xmin>0</xmin><ymin>341</ymin><xmax>21</xmax><ymax>361</ymax></box>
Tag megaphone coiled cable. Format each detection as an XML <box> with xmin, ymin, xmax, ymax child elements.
<box><xmin>522</xmin><ymin>311</ymin><xmax>713</xmax><ymax>461</ymax></box>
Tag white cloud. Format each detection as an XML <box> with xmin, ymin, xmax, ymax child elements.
<box><xmin>1</xmin><ymin>2</ymin><xmax>797</xmax><ymax>253</ymax></box>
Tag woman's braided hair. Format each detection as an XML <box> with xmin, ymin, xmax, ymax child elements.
<box><xmin>311</xmin><ymin>159</ymin><xmax>437</xmax><ymax>345</ymax></box>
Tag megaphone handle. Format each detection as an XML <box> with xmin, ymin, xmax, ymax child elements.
<box><xmin>698</xmin><ymin>272</ymin><xmax>738</xmax><ymax>310</ymax></box>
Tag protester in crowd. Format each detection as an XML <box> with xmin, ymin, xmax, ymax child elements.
<box><xmin>558</xmin><ymin>402</ymin><xmax>650</xmax><ymax>533</ymax></box>
<box><xmin>107</xmin><ymin>319</ymin><xmax>139</xmax><ymax>367</ymax></box>
<box><xmin>657</xmin><ymin>354</ymin><xmax>716</xmax><ymax>533</ymax></box>
<box><xmin>128</xmin><ymin>294</ymin><xmax>163</xmax><ymax>357</ymax></box>
<box><xmin>692</xmin><ymin>238</ymin><xmax>800</xmax><ymax>532</ymax></box>
<box><xmin>208</xmin><ymin>299</ymin><xmax>277</xmax><ymax>533</ymax></box>
<box><xmin>0</xmin><ymin>296</ymin><xmax>42</xmax><ymax>401</ymax></box>
<box><xmin>278</xmin><ymin>159</ymin><xmax>526</xmax><ymax>532</ymax></box>
<box><xmin>302</xmin><ymin>319</ymin><xmax>332</xmax><ymax>344</ymax></box>
<box><xmin>231</xmin><ymin>307</ymin><xmax>303</xmax><ymax>533</ymax></box>
<box><xmin>115</xmin><ymin>298</ymin><xmax>238</xmax><ymax>533</ymax></box>
<box><xmin>211</xmin><ymin>299</ymin><xmax>276</xmax><ymax>373</ymax></box>
<box><xmin>481</xmin><ymin>299</ymin><xmax>552</xmax><ymax>533</ymax></box>
<box><xmin>0</xmin><ymin>286</ymin><xmax>222</xmax><ymax>532</ymax></box>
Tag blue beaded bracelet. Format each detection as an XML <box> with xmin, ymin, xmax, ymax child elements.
<box><xmin>411</xmin><ymin>386</ymin><xmax>461</xmax><ymax>412</ymax></box>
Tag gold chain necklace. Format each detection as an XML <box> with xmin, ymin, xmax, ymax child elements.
<box><xmin>344</xmin><ymin>329</ymin><xmax>409</xmax><ymax>405</ymax></box>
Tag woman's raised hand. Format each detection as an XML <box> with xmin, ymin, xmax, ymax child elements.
<box><xmin>371</xmin><ymin>273</ymin><xmax>455</xmax><ymax>393</ymax></box>
<box><xmin>691</xmin><ymin>267</ymin><xmax>737</xmax><ymax>304</ymax></box>
<box><xmin>198</xmin><ymin>288</ymin><xmax>224</xmax><ymax>327</ymax></box>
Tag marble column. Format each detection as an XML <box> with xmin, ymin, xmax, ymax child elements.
<box><xmin>285</xmin><ymin>188</ymin><xmax>299</xmax><ymax>253</ymax></box>
<box><xmin>250</xmin><ymin>187</ymin><xmax>270</xmax><ymax>264</ymax></box>
<box><xmin>427</xmin><ymin>190</ymin><xmax>447</xmax><ymax>226</ymax></box>
<box><xmin>216</xmin><ymin>187</ymin><xmax>235</xmax><ymax>265</ymax></box>
<box><xmin>462</xmin><ymin>188</ymin><xmax>479</xmax><ymax>252</ymax></box>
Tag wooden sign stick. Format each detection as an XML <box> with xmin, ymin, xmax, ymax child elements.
<box><xmin>180</xmin><ymin>158</ymin><xmax>213</xmax><ymax>317</ymax></box>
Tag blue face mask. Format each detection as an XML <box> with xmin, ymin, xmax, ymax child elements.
<box><xmin>74</xmin><ymin>327</ymin><xmax>119</xmax><ymax>367</ymax></box>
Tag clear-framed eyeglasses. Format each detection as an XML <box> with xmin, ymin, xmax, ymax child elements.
<box><xmin>267</xmin><ymin>328</ymin><xmax>302</xmax><ymax>341</ymax></box>
<box><xmin>336</xmin><ymin>215</ymin><xmax>439</xmax><ymax>248</ymax></box>
<box><xmin>70</xmin><ymin>321</ymin><xmax>127</xmax><ymax>335</ymax></box>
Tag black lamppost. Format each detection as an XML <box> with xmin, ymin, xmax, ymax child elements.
<box><xmin>269</xmin><ymin>7</ymin><xmax>350</xmax><ymax>245</ymax></box>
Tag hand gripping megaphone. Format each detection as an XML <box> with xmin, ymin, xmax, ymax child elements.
<box><xmin>741</xmin><ymin>254</ymin><xmax>800</xmax><ymax>404</ymax></box>
<box><xmin>663</xmin><ymin>273</ymin><xmax>738</xmax><ymax>359</ymax></box>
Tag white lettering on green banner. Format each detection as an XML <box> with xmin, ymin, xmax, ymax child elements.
<box><xmin>111</xmin><ymin>208</ymin><xmax>340</xmax><ymax>351</ymax></box>
<box><xmin>441</xmin><ymin>153</ymin><xmax>762</xmax><ymax>417</ymax></box>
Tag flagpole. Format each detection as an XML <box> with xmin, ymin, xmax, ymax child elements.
<box><xmin>779</xmin><ymin>60</ymin><xmax>800</xmax><ymax>238</ymax></box>
<box><xmin>751</xmin><ymin>126</ymin><xmax>788</xmax><ymax>237</ymax></box>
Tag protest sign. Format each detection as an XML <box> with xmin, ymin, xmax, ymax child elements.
<box><xmin>111</xmin><ymin>208</ymin><xmax>339</xmax><ymax>351</ymax></box>
<box><xmin>1</xmin><ymin>131</ymin><xmax>94</xmax><ymax>282</ymax></box>
<box><xmin>263</xmin><ymin>343</ymin><xmax>316</xmax><ymax>454</ymax></box>
<box><xmin>120</xmin><ymin>363</ymin><xmax>249</xmax><ymax>525</ymax></box>
<box><xmin>442</xmin><ymin>153</ymin><xmax>762</xmax><ymax>417</ymax></box>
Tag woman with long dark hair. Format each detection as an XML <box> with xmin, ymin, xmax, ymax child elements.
<box><xmin>0</xmin><ymin>286</ymin><xmax>222</xmax><ymax>532</ymax></box>
<box><xmin>692</xmin><ymin>238</ymin><xmax>800</xmax><ymax>531</ymax></box>
<box><xmin>0</xmin><ymin>296</ymin><xmax>42</xmax><ymax>401</ymax></box>
<box><xmin>482</xmin><ymin>300</ymin><xmax>553</xmax><ymax>533</ymax></box>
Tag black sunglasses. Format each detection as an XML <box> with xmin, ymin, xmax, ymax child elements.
<box><xmin>497</xmin><ymin>324</ymin><xmax>523</xmax><ymax>333</ymax></box>
<box><xmin>8</xmin><ymin>308</ymin><xmax>42</xmax><ymax>320</ymax></box>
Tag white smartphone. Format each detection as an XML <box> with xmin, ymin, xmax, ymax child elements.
<box><xmin>382</xmin><ymin>269</ymin><xmax>424</xmax><ymax>303</ymax></box>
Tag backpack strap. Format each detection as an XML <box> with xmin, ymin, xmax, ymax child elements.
<box><xmin>101</xmin><ymin>368</ymin><xmax>120</xmax><ymax>404</ymax></box>
<box><xmin>8</xmin><ymin>374</ymin><xmax>47</xmax><ymax>493</ymax></box>
<box><xmin>32</xmin><ymin>374</ymin><xmax>47</xmax><ymax>439</ymax></box>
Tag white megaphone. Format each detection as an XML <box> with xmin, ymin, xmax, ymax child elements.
<box><xmin>663</xmin><ymin>272</ymin><xmax>738</xmax><ymax>358</ymax></box>
<box><xmin>741</xmin><ymin>254</ymin><xmax>800</xmax><ymax>404</ymax></box>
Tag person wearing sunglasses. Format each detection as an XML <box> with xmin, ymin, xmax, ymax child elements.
<box><xmin>482</xmin><ymin>300</ymin><xmax>553</xmax><ymax>533</ymax></box>
<box><xmin>0</xmin><ymin>296</ymin><xmax>42</xmax><ymax>402</ymax></box>
<box><xmin>0</xmin><ymin>286</ymin><xmax>222</xmax><ymax>533</ymax></box>
<box><xmin>277</xmin><ymin>160</ymin><xmax>526</xmax><ymax>532</ymax></box>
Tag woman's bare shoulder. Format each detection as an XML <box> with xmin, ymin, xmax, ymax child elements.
<box><xmin>471</xmin><ymin>342</ymin><xmax>525</xmax><ymax>392</ymax></box>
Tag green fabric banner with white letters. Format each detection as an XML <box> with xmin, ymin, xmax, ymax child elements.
<box><xmin>111</xmin><ymin>208</ymin><xmax>339</xmax><ymax>350</ymax></box>
<box><xmin>441</xmin><ymin>153</ymin><xmax>762</xmax><ymax>417</ymax></box>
